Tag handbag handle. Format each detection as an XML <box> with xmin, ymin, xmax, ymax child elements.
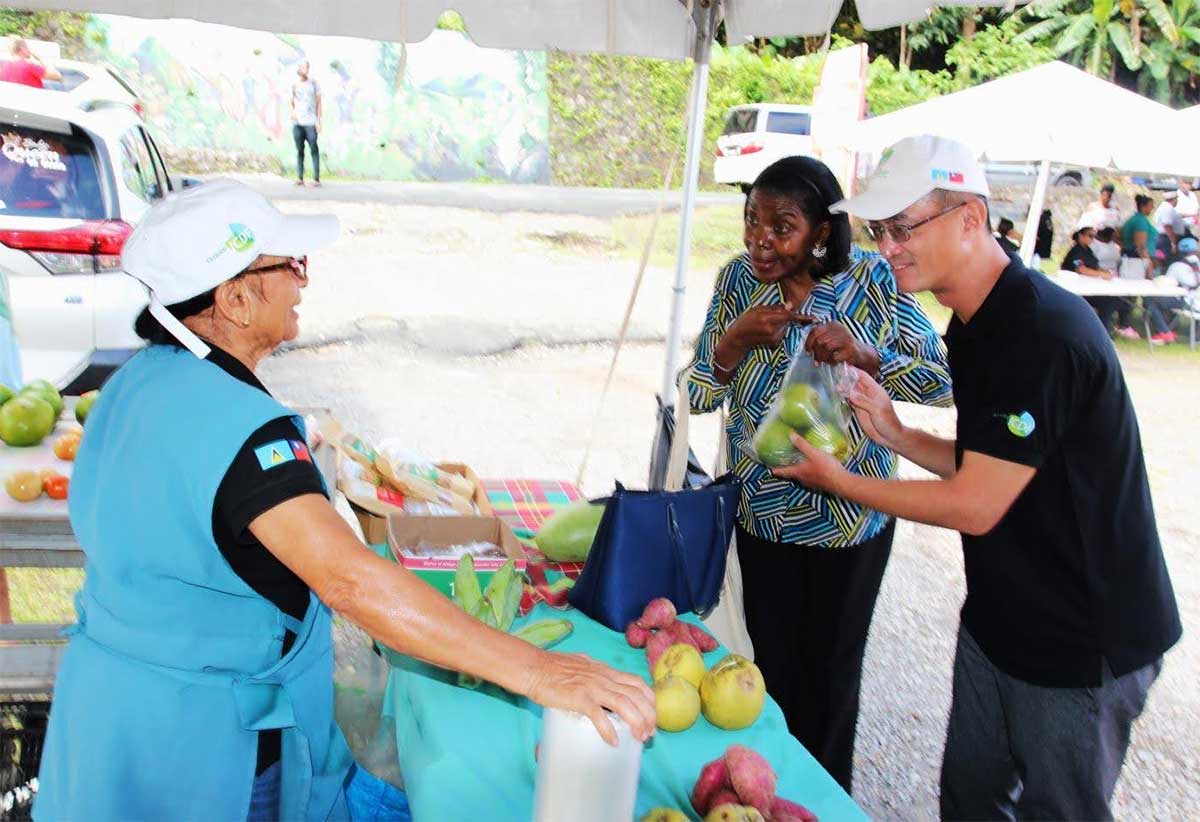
<box><xmin>665</xmin><ymin>494</ymin><xmax>728</xmax><ymax>618</ymax></box>
<box><xmin>664</xmin><ymin>369</ymin><xmax>692</xmax><ymax>492</ymax></box>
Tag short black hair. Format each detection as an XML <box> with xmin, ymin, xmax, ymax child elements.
<box><xmin>997</xmin><ymin>218</ymin><xmax>1014</xmax><ymax>236</ymax></box>
<box><xmin>1135</xmin><ymin>194</ymin><xmax>1153</xmax><ymax>210</ymax></box>
<box><xmin>747</xmin><ymin>156</ymin><xmax>851</xmax><ymax>278</ymax></box>
<box><xmin>1097</xmin><ymin>226</ymin><xmax>1116</xmax><ymax>243</ymax></box>
<box><xmin>1101</xmin><ymin>182</ymin><xmax>1115</xmax><ymax>193</ymax></box>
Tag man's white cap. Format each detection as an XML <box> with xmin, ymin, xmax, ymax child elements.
<box><xmin>121</xmin><ymin>179</ymin><xmax>338</xmax><ymax>358</ymax></box>
<box><xmin>1163</xmin><ymin>189</ymin><xmax>1179</xmax><ymax>200</ymax></box>
<box><xmin>831</xmin><ymin>135</ymin><xmax>989</xmax><ymax>220</ymax></box>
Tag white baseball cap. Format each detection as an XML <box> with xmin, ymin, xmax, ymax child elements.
<box><xmin>121</xmin><ymin>179</ymin><xmax>338</xmax><ymax>357</ymax></box>
<box><xmin>831</xmin><ymin>135</ymin><xmax>989</xmax><ymax>221</ymax></box>
<box><xmin>1163</xmin><ymin>189</ymin><xmax>1179</xmax><ymax>200</ymax></box>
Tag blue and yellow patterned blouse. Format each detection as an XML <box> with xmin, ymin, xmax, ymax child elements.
<box><xmin>685</xmin><ymin>247</ymin><xmax>953</xmax><ymax>548</ymax></box>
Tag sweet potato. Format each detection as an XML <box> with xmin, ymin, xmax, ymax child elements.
<box><xmin>645</xmin><ymin>629</ymin><xmax>676</xmax><ymax>674</ymax></box>
<box><xmin>707</xmin><ymin>790</ymin><xmax>741</xmax><ymax>811</ymax></box>
<box><xmin>725</xmin><ymin>745</ymin><xmax>776</xmax><ymax>816</ymax></box>
<box><xmin>665</xmin><ymin>619</ymin><xmax>701</xmax><ymax>650</ymax></box>
<box><xmin>687</xmin><ymin>622</ymin><xmax>719</xmax><ymax>652</ymax></box>
<box><xmin>625</xmin><ymin>621</ymin><xmax>652</xmax><ymax>648</ymax></box>
<box><xmin>637</xmin><ymin>597</ymin><xmax>677</xmax><ymax>630</ymax></box>
<box><xmin>769</xmin><ymin>797</ymin><xmax>818</xmax><ymax>822</ymax></box>
<box><xmin>691</xmin><ymin>756</ymin><xmax>732</xmax><ymax>815</ymax></box>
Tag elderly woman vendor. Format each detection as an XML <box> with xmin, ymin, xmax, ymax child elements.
<box><xmin>35</xmin><ymin>181</ymin><xmax>655</xmax><ymax>821</ymax></box>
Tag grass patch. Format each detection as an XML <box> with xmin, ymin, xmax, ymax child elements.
<box><xmin>5</xmin><ymin>568</ymin><xmax>82</xmax><ymax>623</ymax></box>
<box><xmin>611</xmin><ymin>204</ymin><xmax>744</xmax><ymax>274</ymax></box>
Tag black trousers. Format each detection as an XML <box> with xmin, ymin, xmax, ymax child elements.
<box><xmin>293</xmin><ymin>124</ymin><xmax>320</xmax><ymax>181</ymax></box>
<box><xmin>736</xmin><ymin>520</ymin><xmax>895</xmax><ymax>794</ymax></box>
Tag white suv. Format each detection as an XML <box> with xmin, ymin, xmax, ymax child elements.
<box><xmin>0</xmin><ymin>83</ymin><xmax>184</xmax><ymax>391</ymax></box>
<box><xmin>714</xmin><ymin>103</ymin><xmax>815</xmax><ymax>186</ymax></box>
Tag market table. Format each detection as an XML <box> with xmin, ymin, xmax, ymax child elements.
<box><xmin>377</xmin><ymin>599</ymin><xmax>865</xmax><ymax>821</ymax></box>
<box><xmin>1049</xmin><ymin>270</ymin><xmax>1194</xmax><ymax>351</ymax></box>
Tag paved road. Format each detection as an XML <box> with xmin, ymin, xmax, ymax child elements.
<box><xmin>216</xmin><ymin>174</ymin><xmax>744</xmax><ymax>217</ymax></box>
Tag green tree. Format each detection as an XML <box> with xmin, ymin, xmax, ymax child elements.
<box><xmin>1135</xmin><ymin>0</ymin><xmax>1200</xmax><ymax>103</ymax></box>
<box><xmin>944</xmin><ymin>15</ymin><xmax>1054</xmax><ymax>88</ymax></box>
<box><xmin>1016</xmin><ymin>0</ymin><xmax>1174</xmax><ymax>78</ymax></box>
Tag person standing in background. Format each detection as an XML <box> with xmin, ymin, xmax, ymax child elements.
<box><xmin>291</xmin><ymin>60</ymin><xmax>322</xmax><ymax>188</ymax></box>
<box><xmin>1079</xmin><ymin>183</ymin><xmax>1121</xmax><ymax>232</ymax></box>
<box><xmin>1175</xmin><ymin>179</ymin><xmax>1198</xmax><ymax>233</ymax></box>
<box><xmin>0</xmin><ymin>38</ymin><xmax>62</xmax><ymax>88</ymax></box>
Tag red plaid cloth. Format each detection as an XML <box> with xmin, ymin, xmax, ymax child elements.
<box><xmin>481</xmin><ymin>478</ymin><xmax>589</xmax><ymax>614</ymax></box>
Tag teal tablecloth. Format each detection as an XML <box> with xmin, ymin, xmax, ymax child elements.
<box><xmin>378</xmin><ymin>602</ymin><xmax>867</xmax><ymax>821</ymax></box>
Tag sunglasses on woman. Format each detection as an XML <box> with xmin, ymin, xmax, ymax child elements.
<box><xmin>245</xmin><ymin>256</ymin><xmax>308</xmax><ymax>282</ymax></box>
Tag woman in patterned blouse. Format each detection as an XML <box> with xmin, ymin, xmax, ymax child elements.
<box><xmin>685</xmin><ymin>156</ymin><xmax>952</xmax><ymax>794</ymax></box>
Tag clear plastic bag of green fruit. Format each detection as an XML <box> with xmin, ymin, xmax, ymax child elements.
<box><xmin>742</xmin><ymin>338</ymin><xmax>853</xmax><ymax>468</ymax></box>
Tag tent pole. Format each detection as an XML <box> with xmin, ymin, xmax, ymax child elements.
<box><xmin>1019</xmin><ymin>159</ymin><xmax>1051</xmax><ymax>266</ymax></box>
<box><xmin>661</xmin><ymin>3</ymin><xmax>716</xmax><ymax>404</ymax></box>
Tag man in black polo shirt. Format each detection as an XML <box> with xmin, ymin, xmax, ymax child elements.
<box><xmin>775</xmin><ymin>135</ymin><xmax>1181</xmax><ymax>819</ymax></box>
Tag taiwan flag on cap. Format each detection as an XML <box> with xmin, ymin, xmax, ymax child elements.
<box><xmin>289</xmin><ymin>440</ymin><xmax>313</xmax><ymax>463</ymax></box>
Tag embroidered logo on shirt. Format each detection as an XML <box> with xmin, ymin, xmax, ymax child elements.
<box><xmin>1005</xmin><ymin>411</ymin><xmax>1036</xmax><ymax>438</ymax></box>
<box><xmin>254</xmin><ymin>440</ymin><xmax>296</xmax><ymax>470</ymax></box>
<box><xmin>289</xmin><ymin>440</ymin><xmax>312</xmax><ymax>463</ymax></box>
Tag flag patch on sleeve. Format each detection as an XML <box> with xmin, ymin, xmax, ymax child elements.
<box><xmin>289</xmin><ymin>440</ymin><xmax>313</xmax><ymax>463</ymax></box>
<box><xmin>254</xmin><ymin>440</ymin><xmax>296</xmax><ymax>470</ymax></box>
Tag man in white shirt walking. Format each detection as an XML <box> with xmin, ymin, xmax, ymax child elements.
<box><xmin>291</xmin><ymin>60</ymin><xmax>322</xmax><ymax>187</ymax></box>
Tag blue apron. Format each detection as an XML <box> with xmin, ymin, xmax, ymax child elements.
<box><xmin>35</xmin><ymin>345</ymin><xmax>354</xmax><ymax>821</ymax></box>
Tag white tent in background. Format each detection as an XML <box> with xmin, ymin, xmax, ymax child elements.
<box><xmin>1182</xmin><ymin>104</ymin><xmax>1200</xmax><ymax>130</ymax></box>
<box><xmin>12</xmin><ymin>0</ymin><xmax>1025</xmax><ymax>402</ymax></box>
<box><xmin>842</xmin><ymin>61</ymin><xmax>1200</xmax><ymax>262</ymax></box>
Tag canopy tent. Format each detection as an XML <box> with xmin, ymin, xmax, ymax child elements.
<box><xmin>841</xmin><ymin>60</ymin><xmax>1200</xmax><ymax>262</ymax></box>
<box><xmin>1183</xmin><ymin>104</ymin><xmax>1200</xmax><ymax>130</ymax></box>
<box><xmin>13</xmin><ymin>0</ymin><xmax>1023</xmax><ymax>403</ymax></box>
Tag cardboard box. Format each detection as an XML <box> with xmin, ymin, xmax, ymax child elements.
<box><xmin>387</xmin><ymin>515</ymin><xmax>527</xmax><ymax>598</ymax></box>
<box><xmin>348</xmin><ymin>461</ymin><xmax>492</xmax><ymax>545</ymax></box>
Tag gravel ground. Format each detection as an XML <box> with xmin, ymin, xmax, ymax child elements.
<box><xmin>260</xmin><ymin>198</ymin><xmax>1198</xmax><ymax>820</ymax></box>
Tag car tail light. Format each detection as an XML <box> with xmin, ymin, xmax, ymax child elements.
<box><xmin>739</xmin><ymin>143</ymin><xmax>763</xmax><ymax>155</ymax></box>
<box><xmin>133</xmin><ymin>101</ymin><xmax>145</xmax><ymax>118</ymax></box>
<box><xmin>715</xmin><ymin>146</ymin><xmax>725</xmax><ymax>157</ymax></box>
<box><xmin>0</xmin><ymin>220</ymin><xmax>133</xmax><ymax>275</ymax></box>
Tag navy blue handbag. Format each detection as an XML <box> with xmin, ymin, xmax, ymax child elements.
<box><xmin>568</xmin><ymin>474</ymin><xmax>741</xmax><ymax>632</ymax></box>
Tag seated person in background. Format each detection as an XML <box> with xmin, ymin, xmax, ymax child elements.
<box><xmin>1064</xmin><ymin>225</ymin><xmax>1135</xmax><ymax>338</ymax></box>
<box><xmin>994</xmin><ymin>218</ymin><xmax>1021</xmax><ymax>255</ymax></box>
<box><xmin>1062</xmin><ymin>225</ymin><xmax>1109</xmax><ymax>279</ymax></box>
<box><xmin>1166</xmin><ymin>237</ymin><xmax>1199</xmax><ymax>300</ymax></box>
<box><xmin>1091</xmin><ymin>226</ymin><xmax>1122</xmax><ymax>275</ymax></box>
<box><xmin>1033</xmin><ymin>208</ymin><xmax>1054</xmax><ymax>268</ymax></box>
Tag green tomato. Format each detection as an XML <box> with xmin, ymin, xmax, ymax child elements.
<box><xmin>75</xmin><ymin>390</ymin><xmax>99</xmax><ymax>425</ymax></box>
<box><xmin>0</xmin><ymin>394</ymin><xmax>56</xmax><ymax>446</ymax></box>
<box><xmin>20</xmin><ymin>380</ymin><xmax>63</xmax><ymax>418</ymax></box>
<box><xmin>754</xmin><ymin>418</ymin><xmax>799</xmax><ymax>467</ymax></box>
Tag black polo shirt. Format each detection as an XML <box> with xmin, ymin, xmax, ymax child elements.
<box><xmin>945</xmin><ymin>258</ymin><xmax>1181</xmax><ymax>688</ymax></box>
<box><xmin>1062</xmin><ymin>241</ymin><xmax>1100</xmax><ymax>274</ymax></box>
<box><xmin>168</xmin><ymin>340</ymin><xmax>326</xmax><ymax>771</ymax></box>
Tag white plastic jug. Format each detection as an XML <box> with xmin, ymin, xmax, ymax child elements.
<box><xmin>532</xmin><ymin>708</ymin><xmax>643</xmax><ymax>822</ymax></box>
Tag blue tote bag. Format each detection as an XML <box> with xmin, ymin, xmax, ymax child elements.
<box><xmin>568</xmin><ymin>476</ymin><xmax>740</xmax><ymax>631</ymax></box>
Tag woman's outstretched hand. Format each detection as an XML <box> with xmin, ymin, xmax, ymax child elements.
<box><xmin>523</xmin><ymin>650</ymin><xmax>657</xmax><ymax>746</ymax></box>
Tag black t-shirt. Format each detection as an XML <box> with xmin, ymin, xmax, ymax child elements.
<box><xmin>1062</xmin><ymin>242</ymin><xmax>1099</xmax><ymax>274</ymax></box>
<box><xmin>945</xmin><ymin>259</ymin><xmax>1181</xmax><ymax>688</ymax></box>
<box><xmin>172</xmin><ymin>342</ymin><xmax>327</xmax><ymax>771</ymax></box>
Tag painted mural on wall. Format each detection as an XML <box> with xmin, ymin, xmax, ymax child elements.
<box><xmin>83</xmin><ymin>16</ymin><xmax>549</xmax><ymax>182</ymax></box>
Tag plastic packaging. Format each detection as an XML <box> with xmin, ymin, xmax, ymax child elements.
<box><xmin>532</xmin><ymin>708</ymin><xmax>642</xmax><ymax>822</ymax></box>
<box><xmin>744</xmin><ymin>330</ymin><xmax>853</xmax><ymax>468</ymax></box>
